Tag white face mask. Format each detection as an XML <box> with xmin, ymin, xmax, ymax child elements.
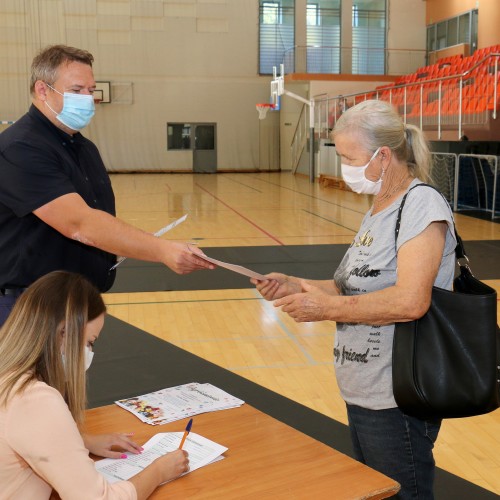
<box><xmin>341</xmin><ymin>147</ymin><xmax>382</xmax><ymax>195</ymax></box>
<box><xmin>61</xmin><ymin>344</ymin><xmax>94</xmax><ymax>372</ymax></box>
<box><xmin>84</xmin><ymin>345</ymin><xmax>94</xmax><ymax>370</ymax></box>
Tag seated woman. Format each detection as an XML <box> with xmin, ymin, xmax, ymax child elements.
<box><xmin>0</xmin><ymin>271</ymin><xmax>189</xmax><ymax>499</ymax></box>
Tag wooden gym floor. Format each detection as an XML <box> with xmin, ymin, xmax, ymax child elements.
<box><xmin>104</xmin><ymin>172</ymin><xmax>500</xmax><ymax>495</ymax></box>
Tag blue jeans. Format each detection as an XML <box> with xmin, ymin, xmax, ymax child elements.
<box><xmin>346</xmin><ymin>404</ymin><xmax>441</xmax><ymax>500</ymax></box>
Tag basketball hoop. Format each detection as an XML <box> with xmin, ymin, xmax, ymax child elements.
<box><xmin>256</xmin><ymin>103</ymin><xmax>275</xmax><ymax>120</ymax></box>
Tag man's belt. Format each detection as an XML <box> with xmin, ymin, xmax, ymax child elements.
<box><xmin>0</xmin><ymin>287</ymin><xmax>27</xmax><ymax>297</ymax></box>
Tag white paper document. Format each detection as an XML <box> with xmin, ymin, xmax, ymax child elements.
<box><xmin>110</xmin><ymin>214</ymin><xmax>188</xmax><ymax>271</ymax></box>
<box><xmin>115</xmin><ymin>382</ymin><xmax>245</xmax><ymax>425</ymax></box>
<box><xmin>95</xmin><ymin>432</ymin><xmax>228</xmax><ymax>483</ymax></box>
<box><xmin>195</xmin><ymin>253</ymin><xmax>268</xmax><ymax>281</ymax></box>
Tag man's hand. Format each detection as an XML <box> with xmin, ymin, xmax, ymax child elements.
<box><xmin>163</xmin><ymin>242</ymin><xmax>215</xmax><ymax>274</ymax></box>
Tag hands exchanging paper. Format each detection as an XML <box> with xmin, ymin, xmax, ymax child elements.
<box><xmin>251</xmin><ymin>274</ymin><xmax>335</xmax><ymax>323</ymax></box>
<box><xmin>163</xmin><ymin>241</ymin><xmax>215</xmax><ymax>275</ymax></box>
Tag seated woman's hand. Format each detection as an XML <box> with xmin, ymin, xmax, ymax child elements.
<box><xmin>250</xmin><ymin>273</ymin><xmax>301</xmax><ymax>300</ymax></box>
<box><xmin>155</xmin><ymin>449</ymin><xmax>190</xmax><ymax>483</ymax></box>
<box><xmin>82</xmin><ymin>432</ymin><xmax>143</xmax><ymax>459</ymax></box>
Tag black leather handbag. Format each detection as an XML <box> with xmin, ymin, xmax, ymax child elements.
<box><xmin>392</xmin><ymin>184</ymin><xmax>500</xmax><ymax>419</ymax></box>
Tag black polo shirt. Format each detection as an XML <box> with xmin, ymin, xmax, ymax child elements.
<box><xmin>0</xmin><ymin>105</ymin><xmax>117</xmax><ymax>292</ymax></box>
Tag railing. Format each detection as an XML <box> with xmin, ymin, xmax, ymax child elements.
<box><xmin>283</xmin><ymin>46</ymin><xmax>427</xmax><ymax>76</ymax></box>
<box><xmin>312</xmin><ymin>53</ymin><xmax>500</xmax><ymax>141</ymax></box>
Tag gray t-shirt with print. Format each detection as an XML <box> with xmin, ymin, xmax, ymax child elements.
<box><xmin>333</xmin><ymin>180</ymin><xmax>457</xmax><ymax>410</ymax></box>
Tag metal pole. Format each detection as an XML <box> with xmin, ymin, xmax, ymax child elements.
<box><xmin>309</xmin><ymin>100</ymin><xmax>315</xmax><ymax>183</ymax></box>
<box><xmin>309</xmin><ymin>127</ymin><xmax>315</xmax><ymax>183</ymax></box>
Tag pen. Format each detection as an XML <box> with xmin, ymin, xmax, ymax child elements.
<box><xmin>178</xmin><ymin>418</ymin><xmax>193</xmax><ymax>450</ymax></box>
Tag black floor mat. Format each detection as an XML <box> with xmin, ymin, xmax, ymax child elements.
<box><xmin>109</xmin><ymin>241</ymin><xmax>500</xmax><ymax>293</ymax></box>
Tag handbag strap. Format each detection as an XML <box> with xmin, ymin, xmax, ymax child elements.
<box><xmin>395</xmin><ymin>183</ymin><xmax>470</xmax><ymax>269</ymax></box>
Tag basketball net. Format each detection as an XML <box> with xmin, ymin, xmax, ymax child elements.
<box><xmin>256</xmin><ymin>103</ymin><xmax>275</xmax><ymax>120</ymax></box>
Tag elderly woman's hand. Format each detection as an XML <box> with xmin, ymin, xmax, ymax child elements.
<box><xmin>274</xmin><ymin>281</ymin><xmax>331</xmax><ymax>322</ymax></box>
<box><xmin>251</xmin><ymin>273</ymin><xmax>302</xmax><ymax>301</ymax></box>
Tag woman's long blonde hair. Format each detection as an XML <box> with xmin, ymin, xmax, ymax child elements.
<box><xmin>0</xmin><ymin>271</ymin><xmax>106</xmax><ymax>424</ymax></box>
<box><xmin>332</xmin><ymin>99</ymin><xmax>432</xmax><ymax>182</ymax></box>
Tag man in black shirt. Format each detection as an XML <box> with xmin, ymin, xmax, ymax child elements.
<box><xmin>0</xmin><ymin>45</ymin><xmax>212</xmax><ymax>326</ymax></box>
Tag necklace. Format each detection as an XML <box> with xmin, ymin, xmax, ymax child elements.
<box><xmin>373</xmin><ymin>174</ymin><xmax>413</xmax><ymax>211</ymax></box>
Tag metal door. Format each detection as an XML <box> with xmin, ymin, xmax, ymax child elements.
<box><xmin>193</xmin><ymin>124</ymin><xmax>217</xmax><ymax>173</ymax></box>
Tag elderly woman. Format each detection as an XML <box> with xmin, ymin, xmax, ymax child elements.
<box><xmin>253</xmin><ymin>100</ymin><xmax>456</xmax><ymax>499</ymax></box>
<box><xmin>0</xmin><ymin>271</ymin><xmax>189</xmax><ymax>499</ymax></box>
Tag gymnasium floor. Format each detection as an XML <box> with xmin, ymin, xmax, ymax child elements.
<box><xmin>94</xmin><ymin>171</ymin><xmax>500</xmax><ymax>498</ymax></box>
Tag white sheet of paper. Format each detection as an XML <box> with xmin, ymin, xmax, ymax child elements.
<box><xmin>110</xmin><ymin>214</ymin><xmax>188</xmax><ymax>271</ymax></box>
<box><xmin>195</xmin><ymin>254</ymin><xmax>268</xmax><ymax>281</ymax></box>
<box><xmin>96</xmin><ymin>431</ymin><xmax>228</xmax><ymax>484</ymax></box>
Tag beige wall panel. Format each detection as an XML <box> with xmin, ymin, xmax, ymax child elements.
<box><xmin>65</xmin><ymin>15</ymin><xmax>98</xmax><ymax>30</ymax></box>
<box><xmin>197</xmin><ymin>0</ymin><xmax>227</xmax><ymax>4</ymax></box>
<box><xmin>0</xmin><ymin>43</ymin><xmax>28</xmax><ymax>58</ymax></box>
<box><xmin>131</xmin><ymin>16</ymin><xmax>164</xmax><ymax>31</ymax></box>
<box><xmin>38</xmin><ymin>1</ymin><xmax>66</xmax><ymax>46</ymax></box>
<box><xmin>259</xmin><ymin>110</ymin><xmax>280</xmax><ymax>170</ymax></box>
<box><xmin>97</xmin><ymin>20</ymin><xmax>255</xmax><ymax>77</ymax></box>
<box><xmin>97</xmin><ymin>30</ymin><xmax>131</xmax><ymax>45</ymax></box>
<box><xmin>130</xmin><ymin>1</ymin><xmax>163</xmax><ymax>18</ymax></box>
<box><xmin>162</xmin><ymin>16</ymin><xmax>196</xmax><ymax>36</ymax></box>
<box><xmin>63</xmin><ymin>0</ymin><xmax>97</xmax><ymax>16</ymax></box>
<box><xmin>0</xmin><ymin>0</ymin><xmax>27</xmax><ymax>14</ymax></box>
<box><xmin>0</xmin><ymin>76</ymin><xmax>29</xmax><ymax>117</ymax></box>
<box><xmin>387</xmin><ymin>0</ymin><xmax>426</xmax><ymax>74</ymax></box>
<box><xmin>196</xmin><ymin>18</ymin><xmax>228</xmax><ymax>33</ymax></box>
<box><xmin>97</xmin><ymin>14</ymin><xmax>130</xmax><ymax>30</ymax></box>
<box><xmin>164</xmin><ymin>3</ymin><xmax>196</xmax><ymax>18</ymax></box>
<box><xmin>0</xmin><ymin>12</ymin><xmax>26</xmax><ymax>26</ymax></box>
<box><xmin>196</xmin><ymin>3</ymin><xmax>227</xmax><ymax>18</ymax></box>
<box><xmin>66</xmin><ymin>30</ymin><xmax>99</xmax><ymax>51</ymax></box>
<box><xmin>97</xmin><ymin>1</ymin><xmax>130</xmax><ymax>16</ymax></box>
<box><xmin>0</xmin><ymin>27</ymin><xmax>27</xmax><ymax>44</ymax></box>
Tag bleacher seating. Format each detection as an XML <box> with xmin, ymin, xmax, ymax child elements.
<box><xmin>330</xmin><ymin>45</ymin><xmax>500</xmax><ymax>136</ymax></box>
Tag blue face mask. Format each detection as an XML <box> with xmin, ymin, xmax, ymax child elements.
<box><xmin>45</xmin><ymin>84</ymin><xmax>95</xmax><ymax>131</ymax></box>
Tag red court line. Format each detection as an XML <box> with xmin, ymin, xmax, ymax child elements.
<box><xmin>195</xmin><ymin>183</ymin><xmax>285</xmax><ymax>246</ymax></box>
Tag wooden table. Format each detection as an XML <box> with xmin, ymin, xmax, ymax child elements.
<box><xmin>85</xmin><ymin>403</ymin><xmax>400</xmax><ymax>500</ymax></box>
